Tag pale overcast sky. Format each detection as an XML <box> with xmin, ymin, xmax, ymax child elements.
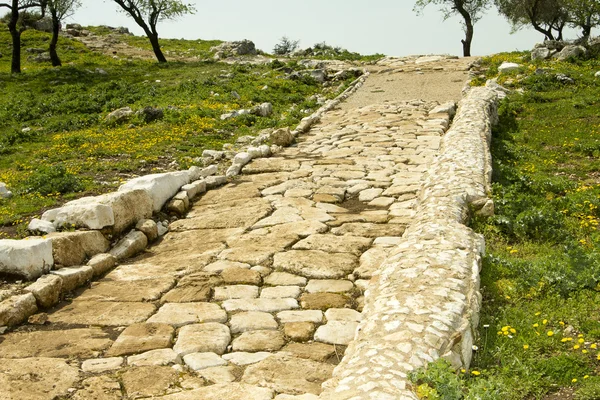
<box><xmin>70</xmin><ymin>0</ymin><xmax>582</xmax><ymax>57</ymax></box>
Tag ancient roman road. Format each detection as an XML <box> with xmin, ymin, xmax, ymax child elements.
<box><xmin>0</xmin><ymin>56</ymin><xmax>474</xmax><ymax>400</ymax></box>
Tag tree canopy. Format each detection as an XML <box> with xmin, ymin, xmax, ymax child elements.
<box><xmin>414</xmin><ymin>0</ymin><xmax>491</xmax><ymax>56</ymax></box>
<box><xmin>112</xmin><ymin>0</ymin><xmax>195</xmax><ymax>62</ymax></box>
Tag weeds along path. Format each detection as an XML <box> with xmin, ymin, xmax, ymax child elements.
<box><xmin>0</xmin><ymin>56</ymin><xmax>474</xmax><ymax>399</ymax></box>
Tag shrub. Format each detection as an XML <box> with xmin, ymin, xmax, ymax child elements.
<box><xmin>23</xmin><ymin>165</ymin><xmax>84</xmax><ymax>196</ymax></box>
<box><xmin>273</xmin><ymin>36</ymin><xmax>300</xmax><ymax>55</ymax></box>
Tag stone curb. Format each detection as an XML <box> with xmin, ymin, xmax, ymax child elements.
<box><xmin>225</xmin><ymin>71</ymin><xmax>370</xmax><ymax>177</ymax></box>
<box><xmin>0</xmin><ymin>68</ymin><xmax>370</xmax><ymax>331</ymax></box>
<box><xmin>317</xmin><ymin>85</ymin><xmax>501</xmax><ymax>400</ymax></box>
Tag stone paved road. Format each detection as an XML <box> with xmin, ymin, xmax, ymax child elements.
<box><xmin>0</xmin><ymin>56</ymin><xmax>473</xmax><ymax>400</ymax></box>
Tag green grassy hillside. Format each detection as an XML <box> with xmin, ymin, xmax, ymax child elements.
<box><xmin>0</xmin><ymin>25</ymin><xmax>358</xmax><ymax>237</ymax></box>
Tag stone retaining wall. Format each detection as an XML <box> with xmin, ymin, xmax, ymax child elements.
<box><xmin>318</xmin><ymin>86</ymin><xmax>500</xmax><ymax>400</ymax></box>
<box><xmin>0</xmin><ymin>70</ymin><xmax>369</xmax><ymax>330</ymax></box>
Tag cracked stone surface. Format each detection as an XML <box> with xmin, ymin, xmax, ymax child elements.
<box><xmin>0</xmin><ymin>56</ymin><xmax>477</xmax><ymax>400</ymax></box>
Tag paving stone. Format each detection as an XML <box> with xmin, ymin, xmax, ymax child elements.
<box><xmin>305</xmin><ymin>279</ymin><xmax>354</xmax><ymax>293</ymax></box>
<box><xmin>355</xmin><ymin>246</ymin><xmax>390</xmax><ymax>278</ymax></box>
<box><xmin>51</xmin><ymin>265</ymin><xmax>93</xmax><ymax>292</ymax></box>
<box><xmin>284</xmin><ymin>322</ymin><xmax>315</xmax><ymax>342</ymax></box>
<box><xmin>0</xmin><ymin>357</ymin><xmax>79</xmax><ymax>400</ymax></box>
<box><xmin>147</xmin><ymin>302</ymin><xmax>226</xmax><ymax>327</ymax></box>
<box><xmin>291</xmin><ymin>234</ymin><xmax>372</xmax><ymax>256</ymax></box>
<box><xmin>183</xmin><ymin>352</ymin><xmax>227</xmax><ymax>370</ymax></box>
<box><xmin>230</xmin><ymin>311</ymin><xmax>278</xmax><ymax>333</ymax></box>
<box><xmin>195</xmin><ymin>182</ymin><xmax>262</xmax><ymax>205</ymax></box>
<box><xmin>127</xmin><ymin>348</ymin><xmax>181</xmax><ymax>366</ymax></box>
<box><xmin>222</xmin><ymin>351</ymin><xmax>273</xmax><ymax>366</ymax></box>
<box><xmin>244</xmin><ymin>158</ymin><xmax>301</xmax><ymax>173</ymax></box>
<box><xmin>275</xmin><ymin>394</ymin><xmax>319</xmax><ymax>400</ymax></box>
<box><xmin>325</xmin><ymin>308</ymin><xmax>362</xmax><ymax>322</ymax></box>
<box><xmin>106</xmin><ymin>323</ymin><xmax>174</xmax><ymax>356</ymax></box>
<box><xmin>221</xmin><ymin>267</ymin><xmax>262</xmax><ymax>285</ymax></box>
<box><xmin>273</xmin><ymin>250</ymin><xmax>358</xmax><ymax>279</ymax></box>
<box><xmin>197</xmin><ymin>366</ymin><xmax>237</xmax><ymax>384</ymax></box>
<box><xmin>213</xmin><ymin>285</ymin><xmax>259</xmax><ymax>300</ymax></box>
<box><xmin>358</xmin><ymin>188</ymin><xmax>384</xmax><ymax>201</ymax></box>
<box><xmin>173</xmin><ymin>323</ymin><xmax>231</xmax><ymax>356</ymax></box>
<box><xmin>314</xmin><ymin>321</ymin><xmax>359</xmax><ymax>345</ymax></box>
<box><xmin>264</xmin><ymin>272</ymin><xmax>307</xmax><ymax>286</ymax></box>
<box><xmin>369</xmin><ymin>196</ymin><xmax>396</xmax><ymax>207</ymax></box>
<box><xmin>121</xmin><ymin>365</ymin><xmax>179</xmax><ymax>398</ymax></box>
<box><xmin>277</xmin><ymin>310</ymin><xmax>324</xmax><ymax>323</ymax></box>
<box><xmin>299</xmin><ymin>293</ymin><xmax>352</xmax><ymax>310</ymax></box>
<box><xmin>253</xmin><ymin>208</ymin><xmax>304</xmax><ymax>229</ymax></box>
<box><xmin>204</xmin><ymin>260</ymin><xmax>250</xmax><ymax>273</ymax></box>
<box><xmin>222</xmin><ymin>298</ymin><xmax>298</xmax><ymax>313</ymax></box>
<box><xmin>72</xmin><ymin>375</ymin><xmax>122</xmax><ymax>400</ymax></box>
<box><xmin>252</xmin><ymin>265</ymin><xmax>272</xmax><ymax>276</ymax></box>
<box><xmin>48</xmin><ymin>301</ymin><xmax>156</xmax><ymax>326</ymax></box>
<box><xmin>331</xmin><ymin>222</ymin><xmax>406</xmax><ymax>237</ymax></box>
<box><xmin>162</xmin><ymin>273</ymin><xmax>222</xmax><ymax>303</ymax></box>
<box><xmin>281</xmin><ymin>342</ymin><xmax>338</xmax><ymax>362</ymax></box>
<box><xmin>156</xmin><ymin>383</ymin><xmax>274</xmax><ymax>400</ymax></box>
<box><xmin>77</xmin><ymin>278</ymin><xmax>174</xmax><ymax>302</ymax></box>
<box><xmin>219</xmin><ymin>233</ymin><xmax>299</xmax><ymax>265</ymax></box>
<box><xmin>232</xmin><ymin>330</ymin><xmax>285</xmax><ymax>352</ymax></box>
<box><xmin>260</xmin><ymin>286</ymin><xmax>301</xmax><ymax>299</ymax></box>
<box><xmin>82</xmin><ymin>357</ymin><xmax>124</xmax><ymax>373</ymax></box>
<box><xmin>242</xmin><ymin>353</ymin><xmax>334</xmax><ymax>395</ymax></box>
<box><xmin>0</xmin><ymin>327</ymin><xmax>111</xmax><ymax>359</ymax></box>
<box><xmin>177</xmin><ymin>198</ymin><xmax>272</xmax><ymax>229</ymax></box>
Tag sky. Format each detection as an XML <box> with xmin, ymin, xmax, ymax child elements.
<box><xmin>70</xmin><ymin>0</ymin><xmax>580</xmax><ymax>57</ymax></box>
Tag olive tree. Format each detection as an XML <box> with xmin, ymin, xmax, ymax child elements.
<box><xmin>43</xmin><ymin>0</ymin><xmax>81</xmax><ymax>66</ymax></box>
<box><xmin>414</xmin><ymin>0</ymin><xmax>491</xmax><ymax>56</ymax></box>
<box><xmin>112</xmin><ymin>0</ymin><xmax>195</xmax><ymax>62</ymax></box>
<box><xmin>0</xmin><ymin>0</ymin><xmax>42</xmax><ymax>73</ymax></box>
<box><xmin>562</xmin><ymin>0</ymin><xmax>600</xmax><ymax>40</ymax></box>
<box><xmin>495</xmin><ymin>0</ymin><xmax>568</xmax><ymax>40</ymax></box>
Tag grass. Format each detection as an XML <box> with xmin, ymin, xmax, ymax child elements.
<box><xmin>0</xmin><ymin>24</ymin><xmax>358</xmax><ymax>236</ymax></box>
<box><xmin>410</xmin><ymin>53</ymin><xmax>600</xmax><ymax>399</ymax></box>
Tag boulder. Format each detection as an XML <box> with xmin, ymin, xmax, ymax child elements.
<box><xmin>110</xmin><ymin>230</ymin><xmax>148</xmax><ymax>261</ymax></box>
<box><xmin>42</xmin><ymin>189</ymin><xmax>153</xmax><ymax>233</ymax></box>
<box><xmin>531</xmin><ymin>47</ymin><xmax>552</xmax><ymax>61</ymax></box>
<box><xmin>211</xmin><ymin>40</ymin><xmax>257</xmax><ymax>58</ymax></box>
<box><xmin>0</xmin><ymin>293</ymin><xmax>38</xmax><ymax>327</ymax></box>
<box><xmin>136</xmin><ymin>219</ymin><xmax>159</xmax><ymax>242</ymax></box>
<box><xmin>51</xmin><ymin>265</ymin><xmax>93</xmax><ymax>292</ymax></box>
<box><xmin>0</xmin><ymin>238</ymin><xmax>53</xmax><ymax>280</ymax></box>
<box><xmin>47</xmin><ymin>231</ymin><xmax>110</xmax><ymax>267</ymax></box>
<box><xmin>252</xmin><ymin>103</ymin><xmax>273</xmax><ymax>117</ymax></box>
<box><xmin>595</xmin><ymin>71</ymin><xmax>600</xmax><ymax>78</ymax></box>
<box><xmin>556</xmin><ymin>45</ymin><xmax>587</xmax><ymax>61</ymax></box>
<box><xmin>270</xmin><ymin>127</ymin><xmax>294</xmax><ymax>147</ymax></box>
<box><xmin>119</xmin><ymin>171</ymin><xmax>190</xmax><ymax>212</ymax></box>
<box><xmin>136</xmin><ymin>106</ymin><xmax>164</xmax><ymax>123</ymax></box>
<box><xmin>28</xmin><ymin>218</ymin><xmax>55</xmax><ymax>234</ymax></box>
<box><xmin>106</xmin><ymin>107</ymin><xmax>133</xmax><ymax>124</ymax></box>
<box><xmin>25</xmin><ymin>274</ymin><xmax>63</xmax><ymax>308</ymax></box>
<box><xmin>0</xmin><ymin>182</ymin><xmax>12</xmax><ymax>199</ymax></box>
<box><xmin>498</xmin><ymin>62</ymin><xmax>520</xmax><ymax>74</ymax></box>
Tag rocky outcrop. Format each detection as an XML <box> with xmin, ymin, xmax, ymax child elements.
<box><xmin>211</xmin><ymin>40</ymin><xmax>257</xmax><ymax>59</ymax></box>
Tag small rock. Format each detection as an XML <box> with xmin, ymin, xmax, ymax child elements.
<box><xmin>81</xmin><ymin>357</ymin><xmax>123</xmax><ymax>373</ymax></box>
<box><xmin>284</xmin><ymin>322</ymin><xmax>315</xmax><ymax>342</ymax></box>
<box><xmin>135</xmin><ymin>219</ymin><xmax>158</xmax><ymax>242</ymax></box>
<box><xmin>0</xmin><ymin>182</ymin><xmax>13</xmax><ymax>199</ymax></box>
<box><xmin>27</xmin><ymin>218</ymin><xmax>55</xmax><ymax>234</ymax></box>
<box><xmin>498</xmin><ymin>62</ymin><xmax>520</xmax><ymax>74</ymax></box>
<box><xmin>230</xmin><ymin>311</ymin><xmax>278</xmax><ymax>334</ymax></box>
<box><xmin>27</xmin><ymin>312</ymin><xmax>48</xmax><ymax>325</ymax></box>
<box><xmin>252</xmin><ymin>102</ymin><xmax>273</xmax><ymax>117</ymax></box>
<box><xmin>105</xmin><ymin>107</ymin><xmax>133</xmax><ymax>124</ymax></box>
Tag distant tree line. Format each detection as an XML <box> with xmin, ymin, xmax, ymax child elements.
<box><xmin>414</xmin><ymin>0</ymin><xmax>600</xmax><ymax>56</ymax></box>
<box><xmin>1</xmin><ymin>0</ymin><xmax>600</xmax><ymax>73</ymax></box>
<box><xmin>0</xmin><ymin>0</ymin><xmax>194</xmax><ymax>73</ymax></box>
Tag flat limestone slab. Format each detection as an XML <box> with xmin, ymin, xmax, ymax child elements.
<box><xmin>330</xmin><ymin>222</ymin><xmax>406</xmax><ymax>238</ymax></box>
<box><xmin>147</xmin><ymin>302</ymin><xmax>227</xmax><ymax>327</ymax></box>
<box><xmin>77</xmin><ymin>278</ymin><xmax>175</xmax><ymax>302</ymax></box>
<box><xmin>222</xmin><ymin>298</ymin><xmax>298</xmax><ymax>313</ymax></box>
<box><xmin>273</xmin><ymin>250</ymin><xmax>357</xmax><ymax>279</ymax></box>
<box><xmin>156</xmin><ymin>383</ymin><xmax>274</xmax><ymax>400</ymax></box>
<box><xmin>0</xmin><ymin>357</ymin><xmax>79</xmax><ymax>400</ymax></box>
<box><xmin>173</xmin><ymin>323</ymin><xmax>231</xmax><ymax>356</ymax></box>
<box><xmin>243</xmin><ymin>158</ymin><xmax>301</xmax><ymax>173</ymax></box>
<box><xmin>242</xmin><ymin>354</ymin><xmax>334</xmax><ymax>395</ymax></box>
<box><xmin>292</xmin><ymin>234</ymin><xmax>372</xmax><ymax>256</ymax></box>
<box><xmin>0</xmin><ymin>328</ymin><xmax>111</xmax><ymax>358</ymax></box>
<box><xmin>181</xmin><ymin>198</ymin><xmax>272</xmax><ymax>229</ymax></box>
<box><xmin>106</xmin><ymin>323</ymin><xmax>174</xmax><ymax>357</ymax></box>
<box><xmin>48</xmin><ymin>301</ymin><xmax>156</xmax><ymax>326</ymax></box>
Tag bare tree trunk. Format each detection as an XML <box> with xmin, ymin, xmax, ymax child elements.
<box><xmin>455</xmin><ymin>1</ymin><xmax>474</xmax><ymax>57</ymax></box>
<box><xmin>7</xmin><ymin>1</ymin><xmax>22</xmax><ymax>74</ymax></box>
<box><xmin>146</xmin><ymin>30</ymin><xmax>167</xmax><ymax>63</ymax></box>
<box><xmin>49</xmin><ymin>10</ymin><xmax>61</xmax><ymax>66</ymax></box>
